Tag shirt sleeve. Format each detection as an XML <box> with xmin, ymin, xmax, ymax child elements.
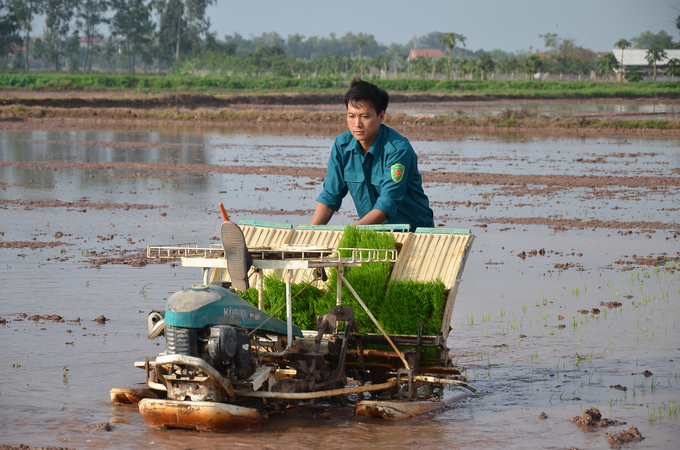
<box><xmin>316</xmin><ymin>139</ymin><xmax>348</xmax><ymax>212</ymax></box>
<box><xmin>372</xmin><ymin>143</ymin><xmax>416</xmax><ymax>219</ymax></box>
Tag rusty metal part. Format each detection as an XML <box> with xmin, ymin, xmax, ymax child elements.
<box><xmin>154</xmin><ymin>354</ymin><xmax>235</xmax><ymax>400</ymax></box>
<box><xmin>144</xmin><ymin>356</ymin><xmax>167</xmax><ymax>392</ymax></box>
<box><xmin>355</xmin><ymin>390</ymin><xmax>470</xmax><ymax>420</ymax></box>
<box><xmin>418</xmin><ymin>366</ymin><xmax>462</xmax><ymax>376</ymax></box>
<box><xmin>341</xmin><ymin>276</ymin><xmax>410</xmax><ymax>370</ymax></box>
<box><xmin>139</xmin><ymin>399</ymin><xmax>261</xmax><ymax>432</ymax></box>
<box><xmin>233</xmin><ymin>378</ymin><xmax>397</xmax><ymax>400</ymax></box>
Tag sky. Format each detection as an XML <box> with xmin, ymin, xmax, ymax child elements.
<box><xmin>203</xmin><ymin>0</ymin><xmax>679</xmax><ymax>52</ymax></box>
<box><xmin>31</xmin><ymin>0</ymin><xmax>679</xmax><ymax>53</ymax></box>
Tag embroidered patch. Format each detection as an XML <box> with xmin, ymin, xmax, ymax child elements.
<box><xmin>391</xmin><ymin>164</ymin><xmax>405</xmax><ymax>183</ymax></box>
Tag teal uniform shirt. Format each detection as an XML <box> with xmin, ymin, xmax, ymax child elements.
<box><xmin>317</xmin><ymin>124</ymin><xmax>434</xmax><ymax>230</ymax></box>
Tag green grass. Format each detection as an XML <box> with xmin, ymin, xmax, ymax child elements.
<box><xmin>1</xmin><ymin>73</ymin><xmax>680</xmax><ymax>98</ymax></box>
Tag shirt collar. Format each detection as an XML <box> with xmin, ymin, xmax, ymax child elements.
<box><xmin>350</xmin><ymin>124</ymin><xmax>385</xmax><ymax>156</ymax></box>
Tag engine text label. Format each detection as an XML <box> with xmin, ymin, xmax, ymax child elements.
<box><xmin>224</xmin><ymin>307</ymin><xmax>248</xmax><ymax>321</ymax></box>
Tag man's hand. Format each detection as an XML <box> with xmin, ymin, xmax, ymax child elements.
<box><xmin>356</xmin><ymin>209</ymin><xmax>388</xmax><ymax>226</ymax></box>
<box><xmin>311</xmin><ymin>202</ymin><xmax>335</xmax><ymax>225</ymax></box>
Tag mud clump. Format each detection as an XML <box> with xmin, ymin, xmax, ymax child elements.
<box><xmin>92</xmin><ymin>422</ymin><xmax>111</xmax><ymax>431</ymax></box>
<box><xmin>569</xmin><ymin>407</ymin><xmax>624</xmax><ymax>427</ymax></box>
<box><xmin>0</xmin><ymin>446</ymin><xmax>75</xmax><ymax>450</ymax></box>
<box><xmin>600</xmin><ymin>301</ymin><xmax>622</xmax><ymax>309</ymax></box>
<box><xmin>591</xmin><ymin>308</ymin><xmax>601</xmax><ymax>314</ymax></box>
<box><xmin>27</xmin><ymin>314</ymin><xmax>65</xmax><ymax>322</ymax></box>
<box><xmin>610</xmin><ymin>384</ymin><xmax>627</xmax><ymax>391</ymax></box>
<box><xmin>606</xmin><ymin>427</ymin><xmax>644</xmax><ymax>449</ymax></box>
<box><xmin>539</xmin><ymin>412</ymin><xmax>548</xmax><ymax>419</ymax></box>
<box><xmin>642</xmin><ymin>370</ymin><xmax>653</xmax><ymax>377</ymax></box>
<box><xmin>577</xmin><ymin>309</ymin><xmax>589</xmax><ymax>314</ymax></box>
<box><xmin>93</xmin><ymin>315</ymin><xmax>108</xmax><ymax>324</ymax></box>
<box><xmin>0</xmin><ymin>240</ymin><xmax>73</xmax><ymax>250</ymax></box>
<box><xmin>0</xmin><ymin>318</ymin><xmax>6</xmax><ymax>324</ymax></box>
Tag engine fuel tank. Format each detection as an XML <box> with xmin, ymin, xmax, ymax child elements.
<box><xmin>164</xmin><ymin>284</ymin><xmax>302</xmax><ymax>337</ymax></box>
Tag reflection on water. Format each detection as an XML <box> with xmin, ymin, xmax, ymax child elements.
<box><xmin>0</xmin><ymin>127</ymin><xmax>678</xmax><ymax>448</ymax></box>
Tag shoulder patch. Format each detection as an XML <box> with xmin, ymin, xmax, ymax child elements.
<box><xmin>391</xmin><ymin>164</ymin><xmax>405</xmax><ymax>183</ymax></box>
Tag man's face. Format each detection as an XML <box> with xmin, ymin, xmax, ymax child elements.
<box><xmin>347</xmin><ymin>100</ymin><xmax>385</xmax><ymax>152</ymax></box>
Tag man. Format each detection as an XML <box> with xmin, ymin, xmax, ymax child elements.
<box><xmin>312</xmin><ymin>78</ymin><xmax>434</xmax><ymax>230</ymax></box>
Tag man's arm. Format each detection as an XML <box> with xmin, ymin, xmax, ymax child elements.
<box><xmin>356</xmin><ymin>208</ymin><xmax>388</xmax><ymax>226</ymax></box>
<box><xmin>311</xmin><ymin>202</ymin><xmax>335</xmax><ymax>225</ymax></box>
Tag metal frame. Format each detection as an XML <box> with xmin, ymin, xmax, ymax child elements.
<box><xmin>147</xmin><ymin>244</ymin><xmax>399</xmax><ymax>359</ymax></box>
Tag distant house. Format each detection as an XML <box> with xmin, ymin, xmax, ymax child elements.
<box><xmin>612</xmin><ymin>49</ymin><xmax>680</xmax><ymax>67</ymax></box>
<box><xmin>79</xmin><ymin>37</ymin><xmax>104</xmax><ymax>49</ymax></box>
<box><xmin>408</xmin><ymin>49</ymin><xmax>443</xmax><ymax>60</ymax></box>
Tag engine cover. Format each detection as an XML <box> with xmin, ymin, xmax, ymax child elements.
<box><xmin>164</xmin><ymin>284</ymin><xmax>302</xmax><ymax>337</ymax></box>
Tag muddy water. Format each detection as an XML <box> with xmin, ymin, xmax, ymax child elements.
<box><xmin>0</xmin><ymin>127</ymin><xmax>679</xmax><ymax>449</ymax></box>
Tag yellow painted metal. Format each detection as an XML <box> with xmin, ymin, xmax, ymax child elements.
<box><xmin>390</xmin><ymin>232</ymin><xmax>472</xmax><ymax>290</ymax></box>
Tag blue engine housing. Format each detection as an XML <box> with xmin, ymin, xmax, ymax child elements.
<box><xmin>164</xmin><ymin>284</ymin><xmax>302</xmax><ymax>337</ymax></box>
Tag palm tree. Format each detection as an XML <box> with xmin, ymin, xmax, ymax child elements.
<box><xmin>596</xmin><ymin>54</ymin><xmax>619</xmax><ymax>81</ymax></box>
<box><xmin>645</xmin><ymin>46</ymin><xmax>668</xmax><ymax>81</ymax></box>
<box><xmin>666</xmin><ymin>58</ymin><xmax>680</xmax><ymax>82</ymax></box>
<box><xmin>614</xmin><ymin>39</ymin><xmax>632</xmax><ymax>81</ymax></box>
<box><xmin>437</xmin><ymin>32</ymin><xmax>466</xmax><ymax>64</ymax></box>
<box><xmin>477</xmin><ymin>54</ymin><xmax>495</xmax><ymax>81</ymax></box>
<box><xmin>356</xmin><ymin>39</ymin><xmax>366</xmax><ymax>59</ymax></box>
<box><xmin>524</xmin><ymin>55</ymin><xmax>544</xmax><ymax>82</ymax></box>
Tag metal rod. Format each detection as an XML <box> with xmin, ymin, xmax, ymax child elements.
<box><xmin>202</xmin><ymin>267</ymin><xmax>210</xmax><ymax>285</ymax></box>
<box><xmin>257</xmin><ymin>269</ymin><xmax>264</xmax><ymax>310</ymax></box>
<box><xmin>341</xmin><ymin>276</ymin><xmax>410</xmax><ymax>370</ymax></box>
<box><xmin>266</xmin><ymin>269</ymin><xmax>293</xmax><ymax>357</ymax></box>
<box><xmin>336</xmin><ymin>264</ymin><xmax>342</xmax><ymax>306</ymax></box>
<box><xmin>233</xmin><ymin>378</ymin><xmax>397</xmax><ymax>399</ymax></box>
<box><xmin>413</xmin><ymin>375</ymin><xmax>476</xmax><ymax>393</ymax></box>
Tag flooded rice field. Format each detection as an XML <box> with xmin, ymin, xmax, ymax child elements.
<box><xmin>226</xmin><ymin>99</ymin><xmax>680</xmax><ymax>120</ymax></box>
<box><xmin>0</xmin><ymin>125</ymin><xmax>679</xmax><ymax>449</ymax></box>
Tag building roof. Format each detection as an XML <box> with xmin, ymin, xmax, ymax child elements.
<box><xmin>408</xmin><ymin>49</ymin><xmax>443</xmax><ymax>60</ymax></box>
<box><xmin>612</xmin><ymin>49</ymin><xmax>680</xmax><ymax>66</ymax></box>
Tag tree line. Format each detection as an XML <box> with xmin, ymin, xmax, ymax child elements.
<box><xmin>0</xmin><ymin>0</ymin><xmax>678</xmax><ymax>81</ymax></box>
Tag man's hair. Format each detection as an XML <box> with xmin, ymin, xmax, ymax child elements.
<box><xmin>343</xmin><ymin>78</ymin><xmax>389</xmax><ymax>115</ymax></box>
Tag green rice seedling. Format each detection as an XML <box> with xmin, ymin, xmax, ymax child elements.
<box><xmin>549</xmin><ymin>394</ymin><xmax>553</xmax><ymax>404</ymax></box>
<box><xmin>560</xmin><ymin>392</ymin><xmax>564</xmax><ymax>400</ymax></box>
<box><xmin>632</xmin><ymin>385</ymin><xmax>636</xmax><ymax>397</ymax></box>
<box><xmin>468</xmin><ymin>314</ymin><xmax>475</xmax><ymax>326</ymax></box>
<box><xmin>522</xmin><ymin>302</ymin><xmax>528</xmax><ymax>312</ymax></box>
<box><xmin>596</xmin><ymin>399</ymin><xmax>600</xmax><ymax>409</ymax></box>
<box><xmin>608</xmin><ymin>393</ymin><xmax>614</xmax><ymax>407</ymax></box>
<box><xmin>500</xmin><ymin>308</ymin><xmax>505</xmax><ymax>317</ymax></box>
<box><xmin>600</xmin><ymin>348</ymin><xmax>607</xmax><ymax>357</ymax></box>
<box><xmin>648</xmin><ymin>410</ymin><xmax>656</xmax><ymax>422</ymax></box>
<box><xmin>651</xmin><ymin>378</ymin><xmax>659</xmax><ymax>390</ymax></box>
<box><xmin>652</xmin><ymin>325</ymin><xmax>659</xmax><ymax>337</ymax></box>
<box><xmin>589</xmin><ymin>349</ymin><xmax>594</xmax><ymax>362</ymax></box>
<box><xmin>550</xmin><ymin>328</ymin><xmax>555</xmax><ymax>336</ymax></box>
